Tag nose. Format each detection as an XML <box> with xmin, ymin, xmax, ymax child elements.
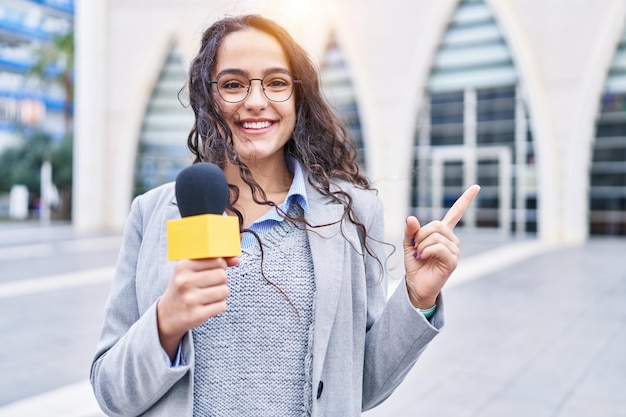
<box><xmin>244</xmin><ymin>78</ymin><xmax>268</xmax><ymax>107</ymax></box>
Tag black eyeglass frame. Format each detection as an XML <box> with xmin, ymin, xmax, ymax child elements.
<box><xmin>209</xmin><ymin>73</ymin><xmax>302</xmax><ymax>103</ymax></box>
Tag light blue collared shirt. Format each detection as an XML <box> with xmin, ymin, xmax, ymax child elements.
<box><xmin>240</xmin><ymin>158</ymin><xmax>309</xmax><ymax>248</ymax></box>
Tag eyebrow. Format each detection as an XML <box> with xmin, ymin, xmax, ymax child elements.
<box><xmin>215</xmin><ymin>67</ymin><xmax>292</xmax><ymax>79</ymax></box>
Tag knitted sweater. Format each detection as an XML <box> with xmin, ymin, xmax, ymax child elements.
<box><xmin>192</xmin><ymin>213</ymin><xmax>316</xmax><ymax>417</ymax></box>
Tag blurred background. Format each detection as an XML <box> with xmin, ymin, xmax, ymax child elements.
<box><xmin>0</xmin><ymin>0</ymin><xmax>625</xmax><ymax>243</ymax></box>
<box><xmin>0</xmin><ymin>0</ymin><xmax>625</xmax><ymax>416</ymax></box>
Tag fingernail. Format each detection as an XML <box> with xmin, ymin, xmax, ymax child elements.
<box><xmin>414</xmin><ymin>252</ymin><xmax>422</xmax><ymax>260</ymax></box>
<box><xmin>411</xmin><ymin>239</ymin><xmax>415</xmax><ymax>247</ymax></box>
<box><xmin>413</xmin><ymin>251</ymin><xmax>418</xmax><ymax>259</ymax></box>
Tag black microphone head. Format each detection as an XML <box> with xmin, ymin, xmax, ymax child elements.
<box><xmin>175</xmin><ymin>162</ymin><xmax>229</xmax><ymax>217</ymax></box>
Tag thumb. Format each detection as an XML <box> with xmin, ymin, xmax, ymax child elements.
<box><xmin>404</xmin><ymin>216</ymin><xmax>421</xmax><ymax>248</ymax></box>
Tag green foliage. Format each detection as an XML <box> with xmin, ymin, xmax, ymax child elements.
<box><xmin>0</xmin><ymin>130</ymin><xmax>74</xmax><ymax>194</ymax></box>
<box><xmin>29</xmin><ymin>30</ymin><xmax>74</xmax><ymax>87</ymax></box>
<box><xmin>0</xmin><ymin>131</ymin><xmax>52</xmax><ymax>194</ymax></box>
<box><xmin>29</xmin><ymin>30</ymin><xmax>75</xmax><ymax>134</ymax></box>
<box><xmin>0</xmin><ymin>31</ymin><xmax>76</xmax><ymax>219</ymax></box>
<box><xmin>0</xmin><ymin>148</ymin><xmax>20</xmax><ymax>192</ymax></box>
<box><xmin>50</xmin><ymin>135</ymin><xmax>73</xmax><ymax>190</ymax></box>
<box><xmin>0</xmin><ymin>132</ymin><xmax>74</xmax><ymax>219</ymax></box>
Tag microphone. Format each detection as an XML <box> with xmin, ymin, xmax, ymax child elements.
<box><xmin>167</xmin><ymin>162</ymin><xmax>241</xmax><ymax>261</ymax></box>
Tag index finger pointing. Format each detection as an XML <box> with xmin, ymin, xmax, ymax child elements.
<box><xmin>442</xmin><ymin>184</ymin><xmax>481</xmax><ymax>228</ymax></box>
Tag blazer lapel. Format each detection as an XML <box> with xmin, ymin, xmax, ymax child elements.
<box><xmin>305</xmin><ymin>185</ymin><xmax>346</xmax><ymax>382</ymax></box>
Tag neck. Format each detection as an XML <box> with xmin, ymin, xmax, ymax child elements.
<box><xmin>225</xmin><ymin>156</ymin><xmax>293</xmax><ymax>198</ymax></box>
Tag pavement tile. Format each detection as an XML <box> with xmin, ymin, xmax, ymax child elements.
<box><xmin>475</xmin><ymin>397</ymin><xmax>555</xmax><ymax>417</ymax></box>
<box><xmin>366</xmin><ymin>237</ymin><xmax>626</xmax><ymax>417</ymax></box>
<box><xmin>556</xmin><ymin>393</ymin><xmax>626</xmax><ymax>417</ymax></box>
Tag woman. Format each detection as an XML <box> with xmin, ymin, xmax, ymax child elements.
<box><xmin>90</xmin><ymin>14</ymin><xmax>479</xmax><ymax>416</ymax></box>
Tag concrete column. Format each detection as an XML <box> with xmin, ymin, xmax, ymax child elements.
<box><xmin>72</xmin><ymin>0</ymin><xmax>108</xmax><ymax>232</ymax></box>
<box><xmin>562</xmin><ymin>0</ymin><xmax>626</xmax><ymax>243</ymax></box>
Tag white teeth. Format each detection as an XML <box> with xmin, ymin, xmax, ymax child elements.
<box><xmin>242</xmin><ymin>121</ymin><xmax>271</xmax><ymax>129</ymax></box>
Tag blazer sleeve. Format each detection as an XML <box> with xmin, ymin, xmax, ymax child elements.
<box><xmin>90</xmin><ymin>193</ymin><xmax>191</xmax><ymax>416</ymax></box>
<box><xmin>360</xmin><ymin>196</ymin><xmax>445</xmax><ymax>410</ymax></box>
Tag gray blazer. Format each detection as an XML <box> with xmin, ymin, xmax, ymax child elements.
<box><xmin>90</xmin><ymin>179</ymin><xmax>444</xmax><ymax>416</ymax></box>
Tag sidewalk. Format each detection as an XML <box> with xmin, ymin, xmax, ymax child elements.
<box><xmin>0</xmin><ymin>220</ymin><xmax>116</xmax><ymax>417</ymax></box>
<box><xmin>366</xmin><ymin>237</ymin><xmax>626</xmax><ymax>417</ymax></box>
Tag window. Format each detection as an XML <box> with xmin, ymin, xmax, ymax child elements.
<box><xmin>412</xmin><ymin>0</ymin><xmax>537</xmax><ymax>235</ymax></box>
<box><xmin>134</xmin><ymin>44</ymin><xmax>194</xmax><ymax>196</ymax></box>
<box><xmin>320</xmin><ymin>36</ymin><xmax>366</xmax><ymax>169</ymax></box>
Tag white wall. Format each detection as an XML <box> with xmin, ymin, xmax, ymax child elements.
<box><xmin>73</xmin><ymin>0</ymin><xmax>626</xmax><ymax>244</ymax></box>
<box><xmin>490</xmin><ymin>0</ymin><xmax>626</xmax><ymax>243</ymax></box>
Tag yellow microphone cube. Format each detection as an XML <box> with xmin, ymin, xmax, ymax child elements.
<box><xmin>166</xmin><ymin>214</ymin><xmax>241</xmax><ymax>261</ymax></box>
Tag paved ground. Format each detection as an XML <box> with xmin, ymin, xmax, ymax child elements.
<box><xmin>0</xmin><ymin>221</ymin><xmax>118</xmax><ymax>417</ymax></box>
<box><xmin>0</xmin><ymin>221</ymin><xmax>624</xmax><ymax>416</ymax></box>
<box><xmin>366</xmin><ymin>236</ymin><xmax>626</xmax><ymax>417</ymax></box>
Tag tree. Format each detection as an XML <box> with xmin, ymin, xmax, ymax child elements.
<box><xmin>21</xmin><ymin>30</ymin><xmax>75</xmax><ymax>219</ymax></box>
<box><xmin>0</xmin><ymin>130</ymin><xmax>73</xmax><ymax>219</ymax></box>
<box><xmin>0</xmin><ymin>131</ymin><xmax>52</xmax><ymax>195</ymax></box>
<box><xmin>29</xmin><ymin>30</ymin><xmax>74</xmax><ymax>135</ymax></box>
<box><xmin>49</xmin><ymin>134</ymin><xmax>73</xmax><ymax>218</ymax></box>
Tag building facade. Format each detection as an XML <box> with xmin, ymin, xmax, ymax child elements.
<box><xmin>73</xmin><ymin>0</ymin><xmax>626</xmax><ymax>244</ymax></box>
<box><xmin>0</xmin><ymin>0</ymin><xmax>73</xmax><ymax>149</ymax></box>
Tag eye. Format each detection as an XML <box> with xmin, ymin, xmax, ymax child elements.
<box><xmin>264</xmin><ymin>75</ymin><xmax>291</xmax><ymax>90</ymax></box>
<box><xmin>219</xmin><ymin>77</ymin><xmax>247</xmax><ymax>91</ymax></box>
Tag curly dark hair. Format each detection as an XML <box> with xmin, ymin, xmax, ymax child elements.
<box><xmin>183</xmin><ymin>14</ymin><xmax>385</xmax><ymax>288</ymax></box>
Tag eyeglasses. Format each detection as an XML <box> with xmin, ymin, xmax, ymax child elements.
<box><xmin>210</xmin><ymin>72</ymin><xmax>301</xmax><ymax>103</ymax></box>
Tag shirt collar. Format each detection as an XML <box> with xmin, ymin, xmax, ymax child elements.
<box><xmin>284</xmin><ymin>158</ymin><xmax>309</xmax><ymax>214</ymax></box>
<box><xmin>247</xmin><ymin>158</ymin><xmax>309</xmax><ymax>226</ymax></box>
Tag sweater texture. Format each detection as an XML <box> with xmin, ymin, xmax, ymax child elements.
<box><xmin>192</xmin><ymin>210</ymin><xmax>316</xmax><ymax>416</ymax></box>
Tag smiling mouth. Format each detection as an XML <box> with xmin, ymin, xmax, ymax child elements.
<box><xmin>240</xmin><ymin>121</ymin><xmax>272</xmax><ymax>129</ymax></box>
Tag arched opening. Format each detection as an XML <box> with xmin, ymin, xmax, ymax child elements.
<box><xmin>320</xmin><ymin>35</ymin><xmax>366</xmax><ymax>171</ymax></box>
<box><xmin>590</xmin><ymin>25</ymin><xmax>626</xmax><ymax>236</ymax></box>
<box><xmin>133</xmin><ymin>43</ymin><xmax>194</xmax><ymax>196</ymax></box>
<box><xmin>412</xmin><ymin>0</ymin><xmax>537</xmax><ymax>236</ymax></box>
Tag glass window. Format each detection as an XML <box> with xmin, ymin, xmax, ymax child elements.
<box><xmin>591</xmin><ymin>27</ymin><xmax>626</xmax><ymax>235</ymax></box>
<box><xmin>320</xmin><ymin>36</ymin><xmax>366</xmax><ymax>169</ymax></box>
<box><xmin>412</xmin><ymin>0</ymin><xmax>537</xmax><ymax>235</ymax></box>
<box><xmin>134</xmin><ymin>44</ymin><xmax>194</xmax><ymax>196</ymax></box>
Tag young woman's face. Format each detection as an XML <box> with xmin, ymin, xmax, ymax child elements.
<box><xmin>213</xmin><ymin>28</ymin><xmax>296</xmax><ymax>166</ymax></box>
